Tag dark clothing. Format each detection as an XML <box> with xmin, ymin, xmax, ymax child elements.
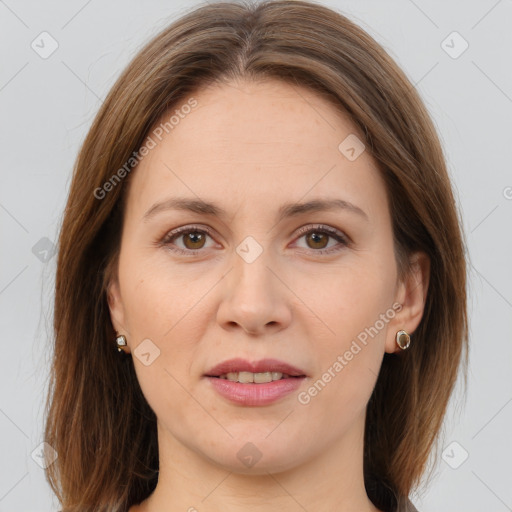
<box><xmin>398</xmin><ymin>496</ymin><xmax>419</xmax><ymax>512</ymax></box>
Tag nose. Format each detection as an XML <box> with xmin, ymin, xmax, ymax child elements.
<box><xmin>216</xmin><ymin>248</ymin><xmax>292</xmax><ymax>336</ymax></box>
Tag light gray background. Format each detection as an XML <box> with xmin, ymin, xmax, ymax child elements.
<box><xmin>1</xmin><ymin>1</ymin><xmax>511</xmax><ymax>511</ymax></box>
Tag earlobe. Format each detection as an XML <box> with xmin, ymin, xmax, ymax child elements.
<box><xmin>387</xmin><ymin>251</ymin><xmax>430</xmax><ymax>353</ymax></box>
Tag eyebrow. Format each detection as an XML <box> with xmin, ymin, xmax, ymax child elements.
<box><xmin>143</xmin><ymin>196</ymin><xmax>369</xmax><ymax>223</ymax></box>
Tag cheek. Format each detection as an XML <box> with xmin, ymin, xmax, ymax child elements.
<box><xmin>120</xmin><ymin>264</ymin><xmax>210</xmax><ymax>433</ymax></box>
<box><xmin>299</xmin><ymin>256</ymin><xmax>397</xmax><ymax>408</ymax></box>
<box><xmin>306</xmin><ymin>254</ymin><xmax>397</xmax><ymax>341</ymax></box>
<box><xmin>118</xmin><ymin>249</ymin><xmax>217</xmax><ymax>383</ymax></box>
<box><xmin>119</xmin><ymin>247</ymin><xmax>205</xmax><ymax>336</ymax></box>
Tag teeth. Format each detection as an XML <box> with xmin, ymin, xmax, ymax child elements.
<box><xmin>238</xmin><ymin>371</ymin><xmax>254</xmax><ymax>383</ymax></box>
<box><xmin>219</xmin><ymin>371</ymin><xmax>285</xmax><ymax>383</ymax></box>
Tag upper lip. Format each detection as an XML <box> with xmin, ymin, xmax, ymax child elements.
<box><xmin>205</xmin><ymin>358</ymin><xmax>307</xmax><ymax>377</ymax></box>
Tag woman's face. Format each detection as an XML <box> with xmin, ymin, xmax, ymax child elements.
<box><xmin>108</xmin><ymin>78</ymin><xmax>425</xmax><ymax>474</ymax></box>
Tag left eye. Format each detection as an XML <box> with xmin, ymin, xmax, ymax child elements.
<box><xmin>161</xmin><ymin>224</ymin><xmax>348</xmax><ymax>255</ymax></box>
<box><xmin>292</xmin><ymin>225</ymin><xmax>348</xmax><ymax>254</ymax></box>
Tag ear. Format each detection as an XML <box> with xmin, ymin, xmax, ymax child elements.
<box><xmin>107</xmin><ymin>276</ymin><xmax>131</xmax><ymax>352</ymax></box>
<box><xmin>385</xmin><ymin>251</ymin><xmax>430</xmax><ymax>354</ymax></box>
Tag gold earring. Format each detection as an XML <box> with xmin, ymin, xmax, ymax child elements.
<box><xmin>396</xmin><ymin>330</ymin><xmax>411</xmax><ymax>350</ymax></box>
<box><xmin>116</xmin><ymin>334</ymin><xmax>129</xmax><ymax>353</ymax></box>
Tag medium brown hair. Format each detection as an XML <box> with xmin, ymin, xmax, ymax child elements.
<box><xmin>44</xmin><ymin>1</ymin><xmax>468</xmax><ymax>510</ymax></box>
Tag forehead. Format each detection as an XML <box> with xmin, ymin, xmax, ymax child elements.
<box><xmin>165</xmin><ymin>79</ymin><xmax>363</xmax><ymax>163</ymax></box>
<box><xmin>125</xmin><ymin>78</ymin><xmax>387</xmax><ymax>222</ymax></box>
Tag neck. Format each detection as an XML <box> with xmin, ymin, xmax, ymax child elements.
<box><xmin>131</xmin><ymin>411</ymin><xmax>382</xmax><ymax>512</ymax></box>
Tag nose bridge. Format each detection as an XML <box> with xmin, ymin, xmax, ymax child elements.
<box><xmin>232</xmin><ymin>237</ymin><xmax>275</xmax><ymax>310</ymax></box>
<box><xmin>217</xmin><ymin>235</ymin><xmax>290</xmax><ymax>333</ymax></box>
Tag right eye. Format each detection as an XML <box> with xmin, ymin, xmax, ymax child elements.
<box><xmin>161</xmin><ymin>225</ymin><xmax>217</xmax><ymax>255</ymax></box>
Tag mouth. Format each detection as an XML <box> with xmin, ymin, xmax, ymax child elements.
<box><xmin>204</xmin><ymin>371</ymin><xmax>306</xmax><ymax>407</ymax></box>
<box><xmin>203</xmin><ymin>359</ymin><xmax>307</xmax><ymax>406</ymax></box>
<box><xmin>208</xmin><ymin>371</ymin><xmax>304</xmax><ymax>384</ymax></box>
<box><xmin>204</xmin><ymin>357</ymin><xmax>308</xmax><ymax>381</ymax></box>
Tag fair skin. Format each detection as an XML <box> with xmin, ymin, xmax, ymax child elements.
<box><xmin>108</xmin><ymin>78</ymin><xmax>429</xmax><ymax>512</ymax></box>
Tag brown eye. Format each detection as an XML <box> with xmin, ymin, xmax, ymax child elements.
<box><xmin>162</xmin><ymin>226</ymin><xmax>216</xmax><ymax>255</ymax></box>
<box><xmin>294</xmin><ymin>224</ymin><xmax>349</xmax><ymax>255</ymax></box>
<box><xmin>182</xmin><ymin>231</ymin><xmax>207</xmax><ymax>250</ymax></box>
<box><xmin>305</xmin><ymin>231</ymin><xmax>329</xmax><ymax>250</ymax></box>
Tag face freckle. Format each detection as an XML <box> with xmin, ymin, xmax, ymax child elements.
<box><xmin>109</xmin><ymin>77</ymin><xmax>402</xmax><ymax>479</ymax></box>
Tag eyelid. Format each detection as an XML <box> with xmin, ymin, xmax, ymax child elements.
<box><xmin>294</xmin><ymin>223</ymin><xmax>349</xmax><ymax>242</ymax></box>
<box><xmin>165</xmin><ymin>224</ymin><xmax>215</xmax><ymax>238</ymax></box>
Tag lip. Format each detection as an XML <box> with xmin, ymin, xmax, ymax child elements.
<box><xmin>205</xmin><ymin>376</ymin><xmax>305</xmax><ymax>406</ymax></box>
<box><xmin>203</xmin><ymin>358</ymin><xmax>308</xmax><ymax>407</ymax></box>
<box><xmin>204</xmin><ymin>358</ymin><xmax>307</xmax><ymax>378</ymax></box>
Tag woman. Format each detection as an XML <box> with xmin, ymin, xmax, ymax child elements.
<box><xmin>44</xmin><ymin>1</ymin><xmax>468</xmax><ymax>511</ymax></box>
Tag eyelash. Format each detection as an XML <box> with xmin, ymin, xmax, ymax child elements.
<box><xmin>160</xmin><ymin>224</ymin><xmax>349</xmax><ymax>256</ymax></box>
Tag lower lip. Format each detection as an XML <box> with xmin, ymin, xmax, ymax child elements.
<box><xmin>205</xmin><ymin>376</ymin><xmax>305</xmax><ymax>406</ymax></box>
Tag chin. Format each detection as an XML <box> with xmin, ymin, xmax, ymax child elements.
<box><xmin>203</xmin><ymin>435</ymin><xmax>308</xmax><ymax>475</ymax></box>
